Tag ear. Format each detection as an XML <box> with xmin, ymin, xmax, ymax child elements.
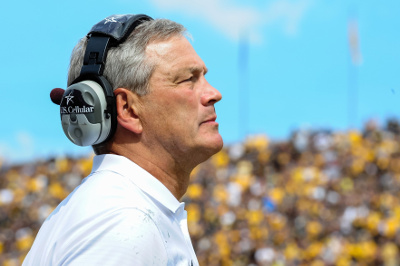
<box><xmin>114</xmin><ymin>88</ymin><xmax>143</xmax><ymax>134</ymax></box>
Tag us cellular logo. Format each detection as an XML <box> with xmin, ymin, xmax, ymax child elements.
<box><xmin>61</xmin><ymin>106</ymin><xmax>95</xmax><ymax>114</ymax></box>
<box><xmin>60</xmin><ymin>90</ymin><xmax>95</xmax><ymax>114</ymax></box>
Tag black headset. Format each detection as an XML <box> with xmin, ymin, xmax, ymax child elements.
<box><xmin>57</xmin><ymin>14</ymin><xmax>153</xmax><ymax>146</ymax></box>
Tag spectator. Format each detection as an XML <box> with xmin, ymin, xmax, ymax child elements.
<box><xmin>2</xmin><ymin>119</ymin><xmax>400</xmax><ymax>264</ymax></box>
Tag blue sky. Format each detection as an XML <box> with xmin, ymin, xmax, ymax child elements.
<box><xmin>1</xmin><ymin>0</ymin><xmax>400</xmax><ymax>164</ymax></box>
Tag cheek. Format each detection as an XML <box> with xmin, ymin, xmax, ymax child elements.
<box><xmin>145</xmin><ymin>90</ymin><xmax>200</xmax><ymax>130</ymax></box>
<box><xmin>179</xmin><ymin>96</ymin><xmax>200</xmax><ymax>129</ymax></box>
<box><xmin>180</xmin><ymin>90</ymin><xmax>199</xmax><ymax>108</ymax></box>
<box><xmin>169</xmin><ymin>91</ymin><xmax>199</xmax><ymax>116</ymax></box>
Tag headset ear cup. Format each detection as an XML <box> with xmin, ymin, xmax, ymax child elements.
<box><xmin>60</xmin><ymin>80</ymin><xmax>113</xmax><ymax>146</ymax></box>
<box><xmin>59</xmin><ymin>14</ymin><xmax>150</xmax><ymax>147</ymax></box>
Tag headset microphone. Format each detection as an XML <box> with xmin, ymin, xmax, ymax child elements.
<box><xmin>52</xmin><ymin>14</ymin><xmax>153</xmax><ymax>147</ymax></box>
<box><xmin>50</xmin><ymin>88</ymin><xmax>65</xmax><ymax>105</ymax></box>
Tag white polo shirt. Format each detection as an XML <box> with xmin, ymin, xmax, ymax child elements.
<box><xmin>23</xmin><ymin>154</ymin><xmax>199</xmax><ymax>266</ymax></box>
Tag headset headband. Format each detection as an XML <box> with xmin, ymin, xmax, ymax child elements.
<box><xmin>77</xmin><ymin>14</ymin><xmax>153</xmax><ymax>82</ymax></box>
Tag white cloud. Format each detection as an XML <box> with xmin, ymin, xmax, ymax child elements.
<box><xmin>0</xmin><ymin>131</ymin><xmax>35</xmax><ymax>164</ymax></box>
<box><xmin>16</xmin><ymin>132</ymin><xmax>34</xmax><ymax>152</ymax></box>
<box><xmin>151</xmin><ymin>0</ymin><xmax>261</xmax><ymax>41</ymax></box>
<box><xmin>263</xmin><ymin>0</ymin><xmax>314</xmax><ymax>36</ymax></box>
<box><xmin>150</xmin><ymin>0</ymin><xmax>315</xmax><ymax>43</ymax></box>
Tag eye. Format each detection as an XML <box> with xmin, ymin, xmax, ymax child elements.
<box><xmin>180</xmin><ymin>76</ymin><xmax>193</xmax><ymax>83</ymax></box>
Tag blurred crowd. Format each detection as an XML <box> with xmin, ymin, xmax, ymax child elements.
<box><xmin>2</xmin><ymin>119</ymin><xmax>400</xmax><ymax>265</ymax></box>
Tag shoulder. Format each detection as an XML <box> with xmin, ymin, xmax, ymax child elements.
<box><xmin>60</xmin><ymin>207</ymin><xmax>168</xmax><ymax>265</ymax></box>
<box><xmin>25</xmin><ymin>169</ymin><xmax>170</xmax><ymax>265</ymax></box>
<box><xmin>25</xmin><ymin>205</ymin><xmax>169</xmax><ymax>265</ymax></box>
<box><xmin>55</xmin><ymin>167</ymin><xmax>164</xmax><ymax>228</ymax></box>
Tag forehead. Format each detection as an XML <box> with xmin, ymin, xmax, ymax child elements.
<box><xmin>146</xmin><ymin>36</ymin><xmax>206</xmax><ymax>75</ymax></box>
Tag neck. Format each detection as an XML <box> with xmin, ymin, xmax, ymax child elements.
<box><xmin>109</xmin><ymin>141</ymin><xmax>193</xmax><ymax>200</ymax></box>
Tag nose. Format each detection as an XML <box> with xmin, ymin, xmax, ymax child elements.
<box><xmin>201</xmin><ymin>80</ymin><xmax>222</xmax><ymax>106</ymax></box>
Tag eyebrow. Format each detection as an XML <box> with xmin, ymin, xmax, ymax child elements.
<box><xmin>188</xmin><ymin>66</ymin><xmax>208</xmax><ymax>75</ymax></box>
<box><xmin>171</xmin><ymin>66</ymin><xmax>208</xmax><ymax>83</ymax></box>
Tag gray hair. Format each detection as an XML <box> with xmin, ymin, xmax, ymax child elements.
<box><xmin>67</xmin><ymin>18</ymin><xmax>186</xmax><ymax>154</ymax></box>
<box><xmin>67</xmin><ymin>18</ymin><xmax>187</xmax><ymax>96</ymax></box>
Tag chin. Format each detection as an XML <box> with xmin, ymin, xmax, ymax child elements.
<box><xmin>212</xmin><ymin>134</ymin><xmax>224</xmax><ymax>152</ymax></box>
<box><xmin>188</xmin><ymin>130</ymin><xmax>223</xmax><ymax>165</ymax></box>
<box><xmin>200</xmin><ymin>133</ymin><xmax>223</xmax><ymax>157</ymax></box>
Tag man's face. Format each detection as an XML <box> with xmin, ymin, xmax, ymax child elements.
<box><xmin>138</xmin><ymin>35</ymin><xmax>223</xmax><ymax>164</ymax></box>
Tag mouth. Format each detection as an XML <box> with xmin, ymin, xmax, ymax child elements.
<box><xmin>200</xmin><ymin>115</ymin><xmax>218</xmax><ymax>125</ymax></box>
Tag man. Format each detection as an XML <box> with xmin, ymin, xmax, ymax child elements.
<box><xmin>23</xmin><ymin>14</ymin><xmax>223</xmax><ymax>265</ymax></box>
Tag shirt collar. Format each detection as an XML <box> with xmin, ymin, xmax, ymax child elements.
<box><xmin>91</xmin><ymin>154</ymin><xmax>181</xmax><ymax>213</ymax></box>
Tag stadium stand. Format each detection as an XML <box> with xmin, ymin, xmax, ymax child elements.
<box><xmin>2</xmin><ymin>118</ymin><xmax>400</xmax><ymax>265</ymax></box>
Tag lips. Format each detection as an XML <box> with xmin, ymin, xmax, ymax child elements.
<box><xmin>200</xmin><ymin>115</ymin><xmax>217</xmax><ymax>125</ymax></box>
